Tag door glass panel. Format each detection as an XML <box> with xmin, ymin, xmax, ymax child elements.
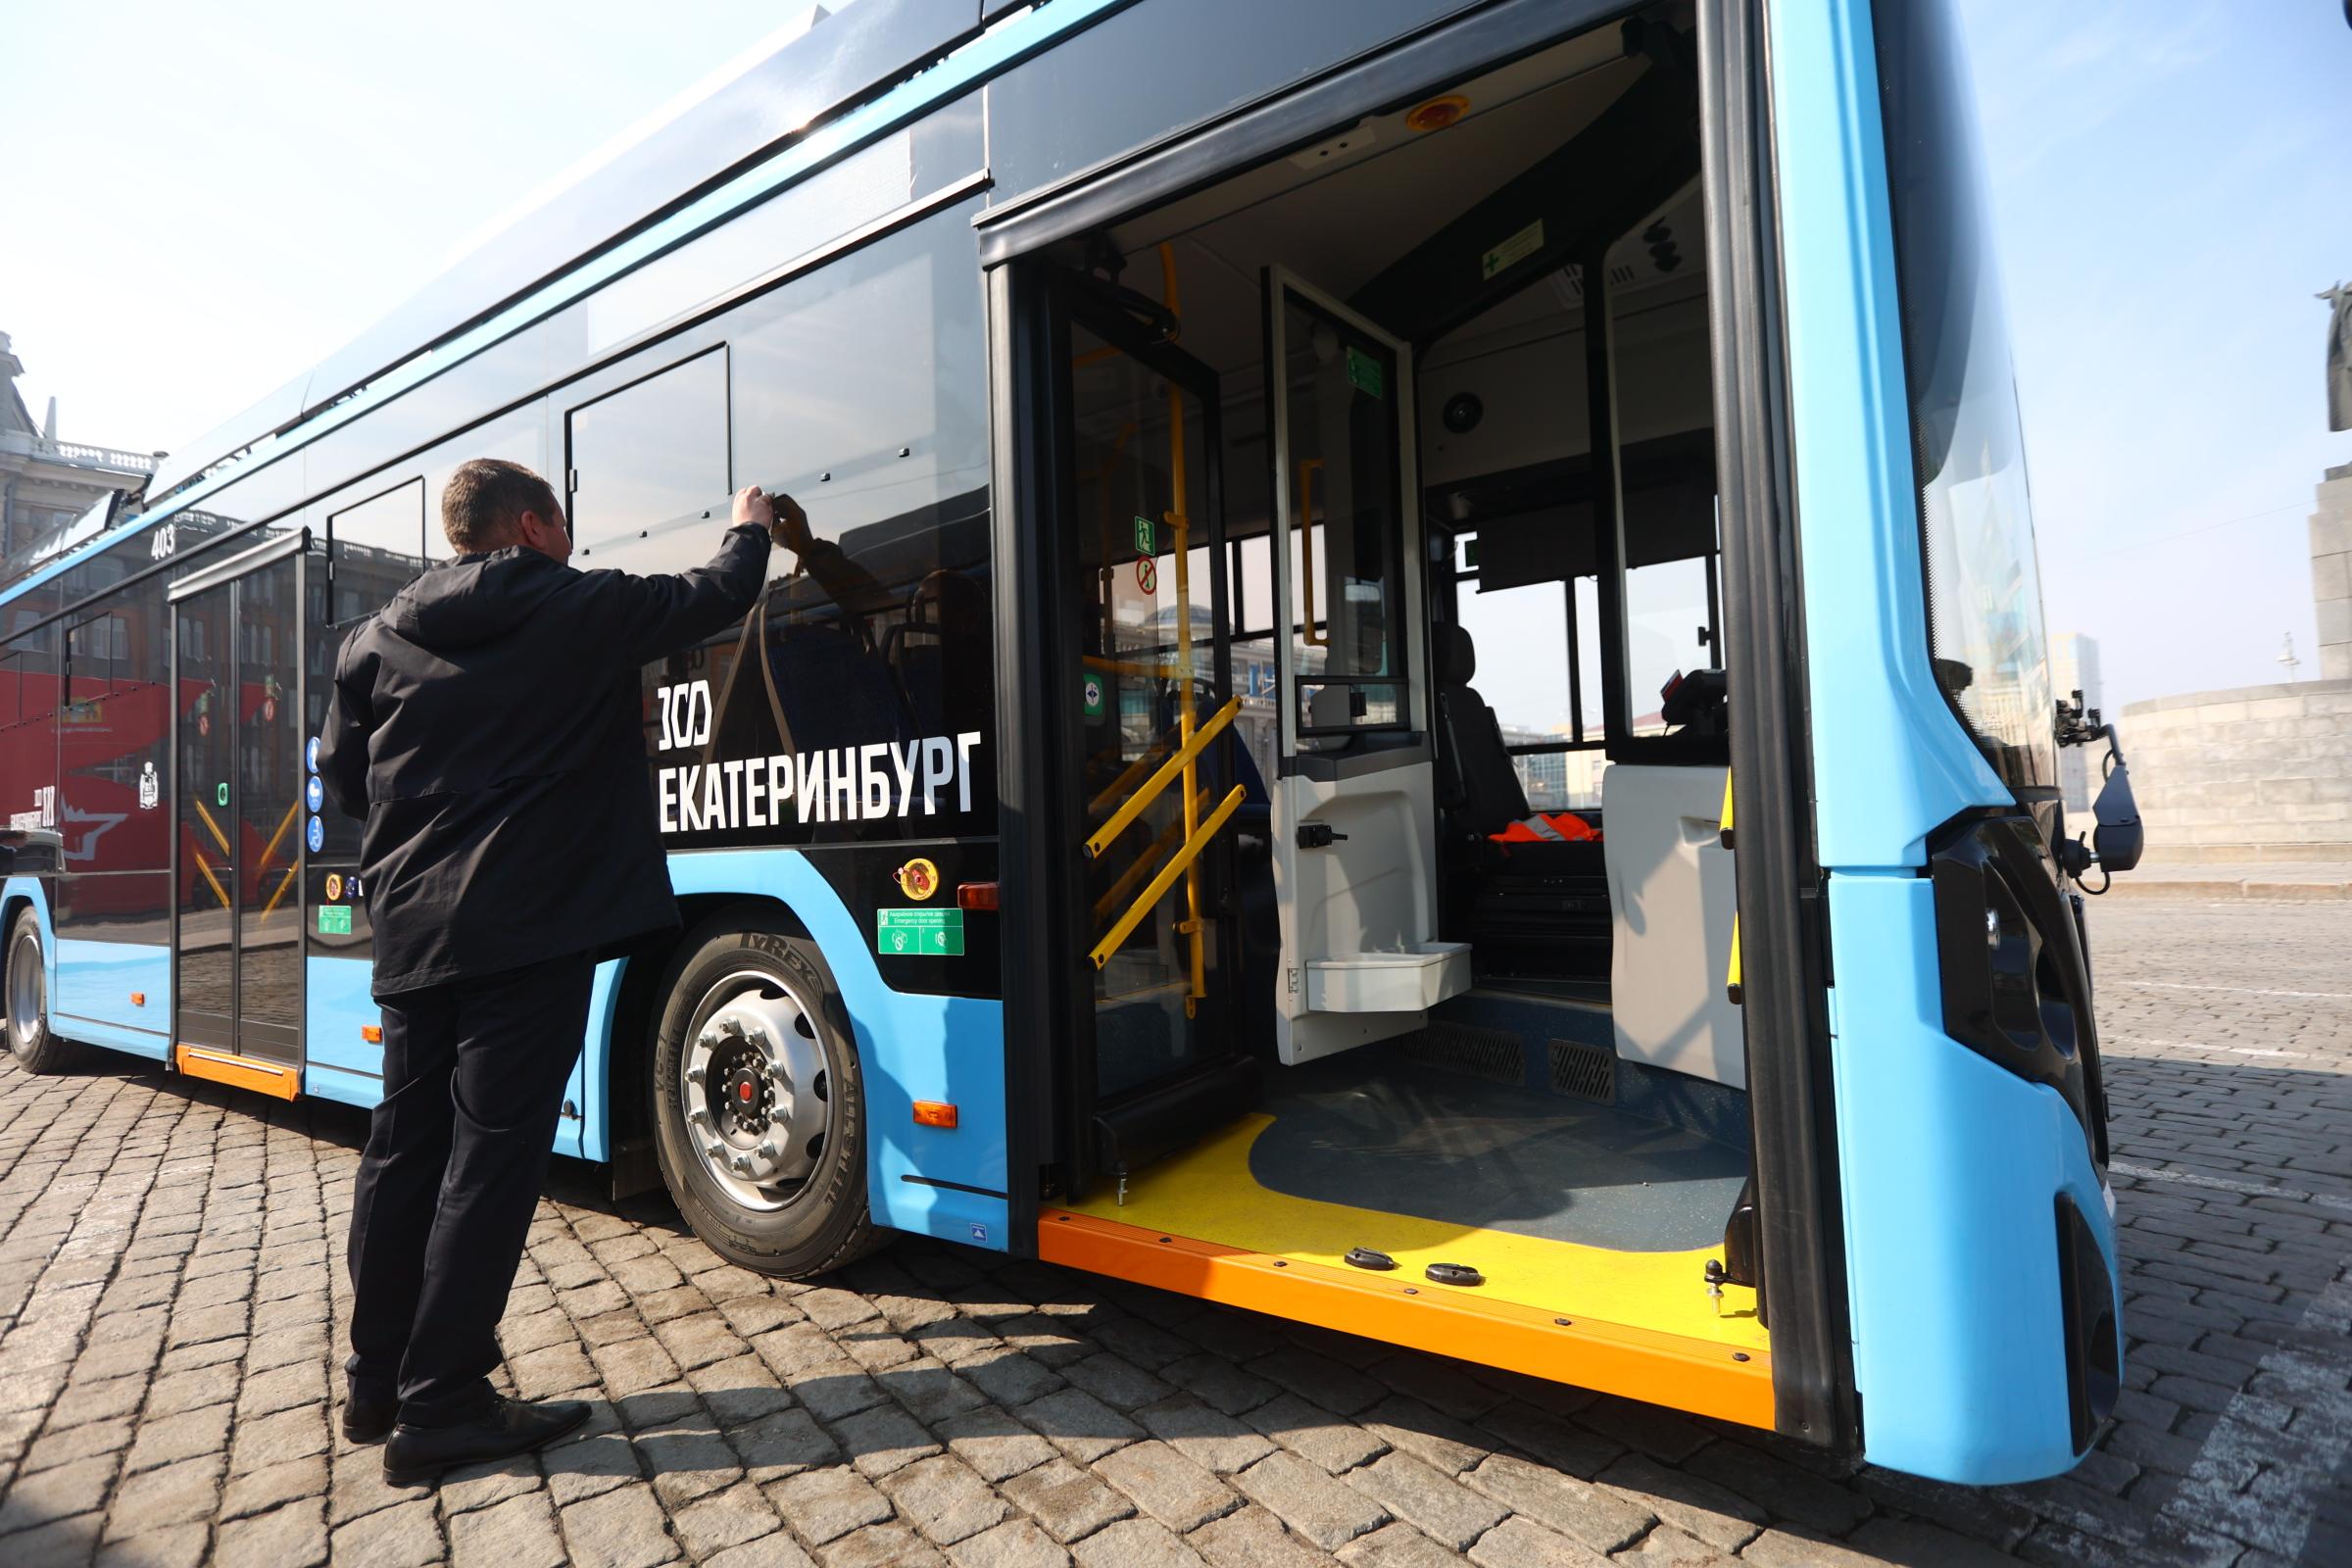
<box><xmin>1069</xmin><ymin>319</ymin><xmax>1230</xmax><ymax>1102</ymax></box>
<box><xmin>174</xmin><ymin>586</ymin><xmax>236</xmax><ymax>1051</ymax></box>
<box><xmin>1603</xmin><ymin>183</ymin><xmax>1722</xmax><ymax>738</ymax></box>
<box><xmin>1277</xmin><ymin>291</ymin><xmax>1406</xmax><ymax>749</ymax></box>
<box><xmin>235</xmin><ymin>557</ymin><xmax>303</xmax><ymax>1057</ymax></box>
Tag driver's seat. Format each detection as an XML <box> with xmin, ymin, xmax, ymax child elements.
<box><xmin>1431</xmin><ymin>623</ymin><xmax>1610</xmax><ymax>980</ymax></box>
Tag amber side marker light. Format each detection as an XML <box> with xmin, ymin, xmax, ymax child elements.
<box><xmin>362</xmin><ymin>1025</ymin><xmax>383</xmax><ymax>1044</ymax></box>
<box><xmin>129</xmin><ymin>992</ymin><xmax>146</xmax><ymax>1006</ymax></box>
<box><xmin>1405</xmin><ymin>94</ymin><xmax>1470</xmax><ymax>132</ymax></box>
<box><xmin>912</xmin><ymin>1101</ymin><xmax>958</xmax><ymax>1129</ymax></box>
<box><xmin>956</xmin><ymin>881</ymin><xmax>1000</xmax><ymax>911</ymax></box>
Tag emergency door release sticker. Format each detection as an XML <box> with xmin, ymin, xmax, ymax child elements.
<box><xmin>877</xmin><ymin>907</ymin><xmax>963</xmax><ymax>956</ymax></box>
<box><xmin>318</xmin><ymin>906</ymin><xmax>353</xmax><ymax>935</ymax></box>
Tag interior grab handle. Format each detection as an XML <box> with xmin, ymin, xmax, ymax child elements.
<box><xmin>1298</xmin><ymin>458</ymin><xmax>1328</xmax><ymax>648</ymax></box>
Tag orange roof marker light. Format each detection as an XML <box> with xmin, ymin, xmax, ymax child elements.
<box><xmin>912</xmin><ymin>1101</ymin><xmax>958</xmax><ymax>1129</ymax></box>
<box><xmin>362</xmin><ymin>1025</ymin><xmax>383</xmax><ymax>1044</ymax></box>
<box><xmin>1405</xmin><ymin>94</ymin><xmax>1470</xmax><ymax>132</ymax></box>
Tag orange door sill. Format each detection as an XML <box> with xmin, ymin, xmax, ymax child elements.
<box><xmin>1039</xmin><ymin>1207</ymin><xmax>1775</xmax><ymax>1430</ymax></box>
<box><xmin>174</xmin><ymin>1044</ymin><xmax>301</xmax><ymax>1101</ymax></box>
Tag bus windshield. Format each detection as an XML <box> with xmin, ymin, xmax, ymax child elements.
<box><xmin>1874</xmin><ymin>0</ymin><xmax>2055</xmax><ymax>795</ymax></box>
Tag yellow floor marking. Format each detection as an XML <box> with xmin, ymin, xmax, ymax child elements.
<box><xmin>1066</xmin><ymin>1112</ymin><xmax>1766</xmax><ymax>1349</ymax></box>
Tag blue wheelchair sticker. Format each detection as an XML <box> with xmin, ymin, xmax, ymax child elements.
<box><xmin>307</xmin><ymin>816</ymin><xmax>325</xmax><ymax>854</ymax></box>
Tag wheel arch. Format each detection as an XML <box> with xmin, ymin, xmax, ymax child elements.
<box><xmin>599</xmin><ymin>891</ymin><xmax>814</xmax><ymax>1198</ymax></box>
<box><xmin>629</xmin><ymin>850</ymin><xmax>1010</xmax><ymax>1250</ymax></box>
<box><xmin>2</xmin><ymin>877</ymin><xmax>56</xmax><ymax>1016</ymax></box>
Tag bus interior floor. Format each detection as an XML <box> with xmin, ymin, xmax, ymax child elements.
<box><xmin>1070</xmin><ymin>1052</ymin><xmax>1765</xmax><ymax>1348</ymax></box>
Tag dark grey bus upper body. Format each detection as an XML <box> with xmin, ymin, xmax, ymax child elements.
<box><xmin>318</xmin><ymin>526</ymin><xmax>770</xmax><ymax>997</ymax></box>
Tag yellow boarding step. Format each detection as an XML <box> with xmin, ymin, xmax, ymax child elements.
<box><xmin>1046</xmin><ymin>1111</ymin><xmax>1770</xmax><ymax>1428</ymax></box>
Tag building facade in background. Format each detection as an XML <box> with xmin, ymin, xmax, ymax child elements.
<box><xmin>2122</xmin><ymin>464</ymin><xmax>2352</xmax><ymax>862</ymax></box>
<box><xmin>1</xmin><ymin>330</ymin><xmax>159</xmax><ymax>586</ymax></box>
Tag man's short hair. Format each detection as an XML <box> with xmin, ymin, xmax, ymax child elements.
<box><xmin>441</xmin><ymin>459</ymin><xmax>562</xmax><ymax>554</ymax></box>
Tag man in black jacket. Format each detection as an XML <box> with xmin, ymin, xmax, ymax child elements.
<box><xmin>318</xmin><ymin>458</ymin><xmax>795</xmax><ymax>1482</ymax></box>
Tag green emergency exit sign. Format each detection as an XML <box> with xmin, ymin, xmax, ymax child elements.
<box><xmin>877</xmin><ymin>907</ymin><xmax>963</xmax><ymax>956</ymax></box>
<box><xmin>318</xmin><ymin>906</ymin><xmax>353</xmax><ymax>935</ymax></box>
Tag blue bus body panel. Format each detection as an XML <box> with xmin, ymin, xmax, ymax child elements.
<box><xmin>305</xmin><ymin>956</ymin><xmax>382</xmax><ymax>1108</ymax></box>
<box><xmin>1826</xmin><ymin>874</ymin><xmax>2117</xmax><ymax>1483</ymax></box>
<box><xmin>53</xmin><ymin>940</ymin><xmax>171</xmax><ymax>1061</ymax></box>
<box><xmin>304</xmin><ymin>955</ymin><xmax>605</xmax><ymax>1152</ymax></box>
<box><xmin>1774</xmin><ymin>0</ymin><xmax>2121</xmax><ymax>1481</ymax></box>
<box><xmin>571</xmin><ymin>960</ymin><xmax>627</xmax><ymax>1163</ymax></box>
<box><xmin>657</xmin><ymin>851</ymin><xmax>1009</xmax><ymax>1250</ymax></box>
<box><xmin>1769</xmin><ymin>0</ymin><xmax>2007</xmax><ymax>872</ymax></box>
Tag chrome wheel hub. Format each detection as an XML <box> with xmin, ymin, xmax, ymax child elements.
<box><xmin>681</xmin><ymin>970</ymin><xmax>828</xmax><ymax>1211</ymax></box>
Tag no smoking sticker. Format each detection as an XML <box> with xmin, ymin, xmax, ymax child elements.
<box><xmin>1134</xmin><ymin>558</ymin><xmax>1157</xmax><ymax>594</ymax></box>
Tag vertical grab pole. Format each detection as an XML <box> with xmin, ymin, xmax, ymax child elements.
<box><xmin>1158</xmin><ymin>243</ymin><xmax>1207</xmax><ymax>1017</ymax></box>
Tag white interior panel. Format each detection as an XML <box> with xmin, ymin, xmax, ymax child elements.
<box><xmin>1272</xmin><ymin>761</ymin><xmax>1459</xmax><ymax>1064</ymax></box>
<box><xmin>1603</xmin><ymin>763</ymin><xmax>1744</xmax><ymax>1089</ymax></box>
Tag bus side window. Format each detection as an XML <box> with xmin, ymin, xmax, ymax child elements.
<box><xmin>328</xmin><ymin>478</ymin><xmax>427</xmax><ymax>625</ymax></box>
<box><xmin>564</xmin><ymin>346</ymin><xmax>731</xmax><ymax>561</ymax></box>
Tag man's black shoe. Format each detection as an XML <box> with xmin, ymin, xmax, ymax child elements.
<box><xmin>381</xmin><ymin>1396</ymin><xmax>591</xmax><ymax>1485</ymax></box>
<box><xmin>343</xmin><ymin>1395</ymin><xmax>398</xmax><ymax>1446</ymax></box>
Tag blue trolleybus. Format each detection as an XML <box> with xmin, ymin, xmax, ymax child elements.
<box><xmin>1</xmin><ymin>0</ymin><xmax>2126</xmax><ymax>1484</ymax></box>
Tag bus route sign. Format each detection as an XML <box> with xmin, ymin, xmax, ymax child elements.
<box><xmin>876</xmin><ymin>907</ymin><xmax>963</xmax><ymax>956</ymax></box>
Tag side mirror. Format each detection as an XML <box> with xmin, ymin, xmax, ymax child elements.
<box><xmin>2089</xmin><ymin>748</ymin><xmax>2143</xmax><ymax>875</ymax></box>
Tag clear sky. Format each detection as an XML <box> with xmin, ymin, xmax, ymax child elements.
<box><xmin>5</xmin><ymin>0</ymin><xmax>2347</xmax><ymax>712</ymax></box>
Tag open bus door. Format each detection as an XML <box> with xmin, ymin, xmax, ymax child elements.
<box><xmin>1263</xmin><ymin>270</ymin><xmax>1464</xmax><ymax>1066</ymax></box>
<box><xmin>1034</xmin><ymin>268</ymin><xmax>1256</xmax><ymax>1203</ymax></box>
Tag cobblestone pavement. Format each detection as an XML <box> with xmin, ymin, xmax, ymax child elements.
<box><xmin>2</xmin><ymin>898</ymin><xmax>2347</xmax><ymax>1567</ymax></box>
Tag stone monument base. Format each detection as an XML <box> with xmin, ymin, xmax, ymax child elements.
<box><xmin>2121</xmin><ymin>678</ymin><xmax>2352</xmax><ymax>862</ymax></box>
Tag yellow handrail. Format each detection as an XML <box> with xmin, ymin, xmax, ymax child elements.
<box><xmin>1090</xmin><ymin>784</ymin><xmax>1245</xmax><ymax>970</ymax></box>
<box><xmin>1088</xmin><ymin>730</ymin><xmax>1175</xmax><ymax>819</ymax></box>
<box><xmin>1083</xmin><ymin>654</ymin><xmax>1196</xmax><ymax>682</ymax></box>
<box><xmin>193</xmin><ymin>798</ymin><xmax>232</xmax><ymax>857</ymax></box>
<box><xmin>1298</xmin><ymin>458</ymin><xmax>1328</xmax><ymax>647</ymax></box>
<box><xmin>1084</xmin><ymin>697</ymin><xmax>1238</xmax><ymax>860</ymax></box>
<box><xmin>1092</xmin><ymin>809</ymin><xmax>1186</xmax><ymax>924</ymax></box>
<box><xmin>1159</xmin><ymin>242</ymin><xmax>1214</xmax><ymax>1013</ymax></box>
<box><xmin>191</xmin><ymin>852</ymin><xmax>230</xmax><ymax>911</ymax></box>
<box><xmin>1722</xmin><ymin>768</ymin><xmax>1742</xmax><ymax>1005</ymax></box>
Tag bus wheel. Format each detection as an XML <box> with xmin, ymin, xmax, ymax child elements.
<box><xmin>650</xmin><ymin>912</ymin><xmax>880</xmax><ymax>1278</ymax></box>
<box><xmin>5</xmin><ymin>908</ymin><xmax>84</xmax><ymax>1074</ymax></box>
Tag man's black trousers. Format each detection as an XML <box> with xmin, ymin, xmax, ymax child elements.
<box><xmin>346</xmin><ymin>950</ymin><xmax>595</xmax><ymax>1424</ymax></box>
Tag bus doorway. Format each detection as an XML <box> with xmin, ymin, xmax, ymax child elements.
<box><xmin>168</xmin><ymin>536</ymin><xmax>308</xmax><ymax>1097</ymax></box>
<box><xmin>1007</xmin><ymin>6</ymin><xmax>1770</xmax><ymax>1425</ymax></box>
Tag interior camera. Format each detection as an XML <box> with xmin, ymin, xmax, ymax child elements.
<box><xmin>1442</xmin><ymin>391</ymin><xmax>1484</xmax><ymax>434</ymax></box>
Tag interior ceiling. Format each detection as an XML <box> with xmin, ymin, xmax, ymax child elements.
<box><xmin>1097</xmin><ymin>30</ymin><xmax>1648</xmax><ymax>377</ymax></box>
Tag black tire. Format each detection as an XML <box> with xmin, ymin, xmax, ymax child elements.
<box><xmin>650</xmin><ymin>909</ymin><xmax>882</xmax><ymax>1277</ymax></box>
<box><xmin>5</xmin><ymin>908</ymin><xmax>86</xmax><ymax>1074</ymax></box>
